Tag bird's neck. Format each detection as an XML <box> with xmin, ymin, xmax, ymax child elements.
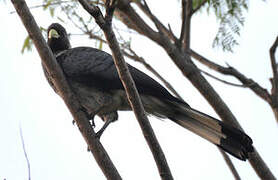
<box><xmin>48</xmin><ymin>39</ymin><xmax>70</xmax><ymax>55</ymax></box>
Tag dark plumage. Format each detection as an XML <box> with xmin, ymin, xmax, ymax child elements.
<box><xmin>44</xmin><ymin>23</ymin><xmax>254</xmax><ymax>161</ymax></box>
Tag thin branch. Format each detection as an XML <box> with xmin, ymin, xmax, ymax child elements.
<box><xmin>200</xmin><ymin>68</ymin><xmax>246</xmax><ymax>87</ymax></box>
<box><xmin>78</xmin><ymin>0</ymin><xmax>174</xmax><ymax>179</ymax></box>
<box><xmin>19</xmin><ymin>125</ymin><xmax>31</xmax><ymax>180</ymax></box>
<box><xmin>270</xmin><ymin>36</ymin><xmax>278</xmax><ymax>77</ymax></box>
<box><xmin>179</xmin><ymin>0</ymin><xmax>186</xmax><ymax>47</ymax></box>
<box><xmin>105</xmin><ymin>0</ymin><xmax>117</xmax><ymax>23</ymax></box>
<box><xmin>270</xmin><ymin>36</ymin><xmax>278</xmax><ymax>93</ymax></box>
<box><xmin>10</xmin><ymin>0</ymin><xmax>72</xmax><ymax>14</ymax></box>
<box><xmin>134</xmin><ymin>0</ymin><xmax>178</xmax><ymax>43</ymax></box>
<box><xmin>179</xmin><ymin>0</ymin><xmax>192</xmax><ymax>50</ymax></box>
<box><xmin>115</xmin><ymin>0</ymin><xmax>162</xmax><ymax>43</ymax></box>
<box><xmin>137</xmin><ymin>0</ymin><xmax>164</xmax><ymax>32</ymax></box>
<box><xmin>190</xmin><ymin>49</ymin><xmax>272</xmax><ymax>103</ymax></box>
<box><xmin>219</xmin><ymin>148</ymin><xmax>241</xmax><ymax>180</ymax></box>
<box><xmin>167</xmin><ymin>24</ymin><xmax>176</xmax><ymax>41</ymax></box>
<box><xmin>11</xmin><ymin>1</ymin><xmax>121</xmax><ymax>179</ymax></box>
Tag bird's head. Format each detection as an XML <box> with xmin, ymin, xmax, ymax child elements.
<box><xmin>47</xmin><ymin>23</ymin><xmax>71</xmax><ymax>54</ymax></box>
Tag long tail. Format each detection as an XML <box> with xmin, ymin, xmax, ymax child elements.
<box><xmin>168</xmin><ymin>105</ymin><xmax>254</xmax><ymax>161</ymax></box>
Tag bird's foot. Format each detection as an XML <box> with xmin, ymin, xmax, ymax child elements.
<box><xmin>95</xmin><ymin>112</ymin><xmax>118</xmax><ymax>139</ymax></box>
<box><xmin>95</xmin><ymin>117</ymin><xmax>113</xmax><ymax>139</ymax></box>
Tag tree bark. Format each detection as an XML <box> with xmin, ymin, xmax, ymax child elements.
<box><xmin>78</xmin><ymin>0</ymin><xmax>174</xmax><ymax>179</ymax></box>
<box><xmin>11</xmin><ymin>0</ymin><xmax>121</xmax><ymax>179</ymax></box>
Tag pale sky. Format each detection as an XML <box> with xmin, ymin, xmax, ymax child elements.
<box><xmin>1</xmin><ymin>0</ymin><xmax>277</xmax><ymax>179</ymax></box>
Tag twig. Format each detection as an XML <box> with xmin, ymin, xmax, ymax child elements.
<box><xmin>269</xmin><ymin>36</ymin><xmax>278</xmax><ymax>123</ymax></box>
<box><xmin>190</xmin><ymin>49</ymin><xmax>272</xmax><ymax>103</ymax></box>
<box><xmin>179</xmin><ymin>0</ymin><xmax>186</xmax><ymax>47</ymax></box>
<box><xmin>270</xmin><ymin>36</ymin><xmax>278</xmax><ymax>91</ymax></box>
<box><xmin>219</xmin><ymin>148</ymin><xmax>241</xmax><ymax>180</ymax></box>
<box><xmin>179</xmin><ymin>0</ymin><xmax>192</xmax><ymax>50</ymax></box>
<box><xmin>10</xmin><ymin>0</ymin><xmax>72</xmax><ymax>14</ymax></box>
<box><xmin>78</xmin><ymin>0</ymin><xmax>174</xmax><ymax>179</ymax></box>
<box><xmin>200</xmin><ymin>68</ymin><xmax>246</xmax><ymax>87</ymax></box>
<box><xmin>138</xmin><ymin>0</ymin><xmax>164</xmax><ymax>34</ymax></box>
<box><xmin>10</xmin><ymin>0</ymin><xmax>121</xmax><ymax>179</ymax></box>
<box><xmin>135</xmin><ymin>0</ymin><xmax>177</xmax><ymax>42</ymax></box>
<box><xmin>19</xmin><ymin>124</ymin><xmax>31</xmax><ymax>180</ymax></box>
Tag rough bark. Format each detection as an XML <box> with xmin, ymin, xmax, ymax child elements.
<box><xmin>78</xmin><ymin>0</ymin><xmax>174</xmax><ymax>179</ymax></box>
<box><xmin>11</xmin><ymin>0</ymin><xmax>121</xmax><ymax>179</ymax></box>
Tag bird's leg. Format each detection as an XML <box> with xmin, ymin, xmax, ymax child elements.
<box><xmin>95</xmin><ymin>118</ymin><xmax>113</xmax><ymax>138</ymax></box>
<box><xmin>96</xmin><ymin>112</ymin><xmax>118</xmax><ymax>139</ymax></box>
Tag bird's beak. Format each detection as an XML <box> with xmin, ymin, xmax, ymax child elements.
<box><xmin>48</xmin><ymin>29</ymin><xmax>60</xmax><ymax>39</ymax></box>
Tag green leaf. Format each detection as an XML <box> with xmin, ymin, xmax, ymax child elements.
<box><xmin>21</xmin><ymin>36</ymin><xmax>32</xmax><ymax>54</ymax></box>
<box><xmin>192</xmin><ymin>0</ymin><xmax>207</xmax><ymax>11</ymax></box>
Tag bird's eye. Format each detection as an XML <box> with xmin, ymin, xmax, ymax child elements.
<box><xmin>48</xmin><ymin>29</ymin><xmax>60</xmax><ymax>39</ymax></box>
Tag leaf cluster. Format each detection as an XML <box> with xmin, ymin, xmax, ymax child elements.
<box><xmin>207</xmin><ymin>0</ymin><xmax>248</xmax><ymax>52</ymax></box>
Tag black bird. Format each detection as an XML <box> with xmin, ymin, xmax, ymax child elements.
<box><xmin>44</xmin><ymin>23</ymin><xmax>253</xmax><ymax>161</ymax></box>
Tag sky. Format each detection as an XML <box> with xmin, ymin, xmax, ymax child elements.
<box><xmin>0</xmin><ymin>0</ymin><xmax>278</xmax><ymax>180</ymax></box>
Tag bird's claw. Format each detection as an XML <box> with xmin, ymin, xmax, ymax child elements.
<box><xmin>95</xmin><ymin>129</ymin><xmax>104</xmax><ymax>139</ymax></box>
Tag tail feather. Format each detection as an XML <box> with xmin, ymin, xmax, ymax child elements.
<box><xmin>169</xmin><ymin>106</ymin><xmax>253</xmax><ymax>161</ymax></box>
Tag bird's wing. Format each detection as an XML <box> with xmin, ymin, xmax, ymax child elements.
<box><xmin>56</xmin><ymin>47</ymin><xmax>186</xmax><ymax>105</ymax></box>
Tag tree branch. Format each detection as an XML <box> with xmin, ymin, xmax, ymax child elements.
<box><xmin>112</xmin><ymin>1</ymin><xmax>276</xmax><ymax>179</ymax></box>
<box><xmin>200</xmin><ymin>68</ymin><xmax>246</xmax><ymax>87</ymax></box>
<box><xmin>19</xmin><ymin>125</ymin><xmax>31</xmax><ymax>180</ymax></box>
<box><xmin>270</xmin><ymin>36</ymin><xmax>278</xmax><ymax>80</ymax></box>
<box><xmin>219</xmin><ymin>148</ymin><xmax>241</xmax><ymax>180</ymax></box>
<box><xmin>269</xmin><ymin>36</ymin><xmax>278</xmax><ymax>123</ymax></box>
<box><xmin>116</xmin><ymin>0</ymin><xmax>162</xmax><ymax>43</ymax></box>
<box><xmin>11</xmin><ymin>1</ymin><xmax>121</xmax><ymax>179</ymax></box>
<box><xmin>190</xmin><ymin>49</ymin><xmax>272</xmax><ymax>103</ymax></box>
<box><xmin>77</xmin><ymin>0</ymin><xmax>174</xmax><ymax>179</ymax></box>
<box><xmin>134</xmin><ymin>0</ymin><xmax>177</xmax><ymax>43</ymax></box>
<box><xmin>179</xmin><ymin>0</ymin><xmax>192</xmax><ymax>50</ymax></box>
